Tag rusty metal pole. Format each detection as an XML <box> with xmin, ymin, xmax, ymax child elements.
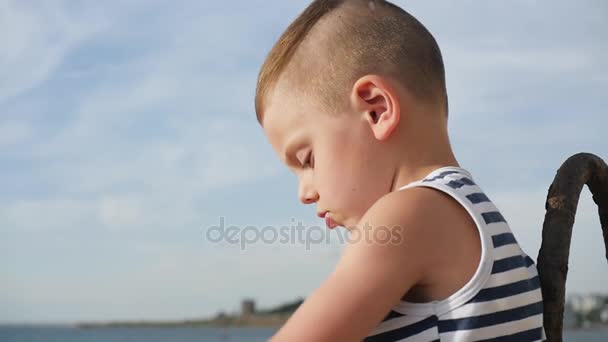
<box><xmin>537</xmin><ymin>152</ymin><xmax>608</xmax><ymax>342</ymax></box>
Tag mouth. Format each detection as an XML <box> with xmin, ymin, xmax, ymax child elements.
<box><xmin>317</xmin><ymin>211</ymin><xmax>338</xmax><ymax>229</ymax></box>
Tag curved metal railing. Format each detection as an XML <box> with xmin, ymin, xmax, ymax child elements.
<box><xmin>537</xmin><ymin>152</ymin><xmax>608</xmax><ymax>341</ymax></box>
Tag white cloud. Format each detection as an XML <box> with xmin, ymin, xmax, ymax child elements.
<box><xmin>0</xmin><ymin>1</ymin><xmax>110</xmax><ymax>103</ymax></box>
<box><xmin>0</xmin><ymin>199</ymin><xmax>96</xmax><ymax>232</ymax></box>
<box><xmin>0</xmin><ymin>120</ymin><xmax>32</xmax><ymax>146</ymax></box>
<box><xmin>98</xmin><ymin>196</ymin><xmax>142</xmax><ymax>228</ymax></box>
<box><xmin>393</xmin><ymin>0</ymin><xmax>608</xmax><ymax>120</ymax></box>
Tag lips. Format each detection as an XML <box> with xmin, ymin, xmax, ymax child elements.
<box><xmin>324</xmin><ymin>212</ymin><xmax>338</xmax><ymax>229</ymax></box>
<box><xmin>326</xmin><ymin>214</ymin><xmax>338</xmax><ymax>229</ymax></box>
<box><xmin>317</xmin><ymin>211</ymin><xmax>339</xmax><ymax>229</ymax></box>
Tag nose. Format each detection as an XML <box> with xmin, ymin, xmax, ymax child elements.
<box><xmin>298</xmin><ymin>175</ymin><xmax>319</xmax><ymax>205</ymax></box>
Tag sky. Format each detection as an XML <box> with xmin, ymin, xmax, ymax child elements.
<box><xmin>1</xmin><ymin>0</ymin><xmax>606</xmax><ymax>325</ymax></box>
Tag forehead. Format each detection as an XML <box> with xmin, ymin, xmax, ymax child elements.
<box><xmin>261</xmin><ymin>82</ymin><xmax>310</xmax><ymax>149</ymax></box>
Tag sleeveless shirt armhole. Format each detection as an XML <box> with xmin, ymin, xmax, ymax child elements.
<box><xmin>391</xmin><ymin>182</ymin><xmax>494</xmax><ymax>317</ymax></box>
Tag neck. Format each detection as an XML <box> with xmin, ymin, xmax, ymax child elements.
<box><xmin>389</xmin><ymin>115</ymin><xmax>460</xmax><ymax>191</ymax></box>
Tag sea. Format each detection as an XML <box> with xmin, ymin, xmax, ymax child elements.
<box><xmin>0</xmin><ymin>326</ymin><xmax>607</xmax><ymax>341</ymax></box>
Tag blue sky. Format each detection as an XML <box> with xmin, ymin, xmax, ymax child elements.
<box><xmin>1</xmin><ymin>0</ymin><xmax>606</xmax><ymax>324</ymax></box>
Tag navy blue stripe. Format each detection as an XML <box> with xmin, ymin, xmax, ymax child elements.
<box><xmin>524</xmin><ymin>255</ymin><xmax>535</xmax><ymax>267</ymax></box>
<box><xmin>470</xmin><ymin>275</ymin><xmax>541</xmax><ymax>303</ymax></box>
<box><xmin>482</xmin><ymin>211</ymin><xmax>506</xmax><ymax>224</ymax></box>
<box><xmin>381</xmin><ymin>310</ymin><xmax>404</xmax><ymax>322</ymax></box>
<box><xmin>438</xmin><ymin>301</ymin><xmax>544</xmax><ymax>332</ymax></box>
<box><xmin>492</xmin><ymin>255</ymin><xmax>526</xmax><ymax>274</ymax></box>
<box><xmin>460</xmin><ymin>177</ymin><xmax>475</xmax><ymax>185</ymax></box>
<box><xmin>446</xmin><ymin>177</ymin><xmax>475</xmax><ymax>189</ymax></box>
<box><xmin>364</xmin><ymin>315</ymin><xmax>437</xmax><ymax>341</ymax></box>
<box><xmin>467</xmin><ymin>192</ymin><xmax>490</xmax><ymax>204</ymax></box>
<box><xmin>477</xmin><ymin>326</ymin><xmax>544</xmax><ymax>342</ymax></box>
<box><xmin>423</xmin><ymin>170</ymin><xmax>460</xmax><ymax>182</ymax></box>
<box><xmin>492</xmin><ymin>232</ymin><xmax>517</xmax><ymax>248</ymax></box>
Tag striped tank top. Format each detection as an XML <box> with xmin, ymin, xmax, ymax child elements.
<box><xmin>364</xmin><ymin>166</ymin><xmax>546</xmax><ymax>341</ymax></box>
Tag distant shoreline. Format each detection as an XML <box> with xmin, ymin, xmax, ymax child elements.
<box><xmin>74</xmin><ymin>298</ymin><xmax>304</xmax><ymax>329</ymax></box>
<box><xmin>1</xmin><ymin>323</ymin><xmax>607</xmax><ymax>332</ymax></box>
<box><xmin>74</xmin><ymin>313</ymin><xmax>291</xmax><ymax>329</ymax></box>
<box><xmin>3</xmin><ymin>295</ymin><xmax>607</xmax><ymax>330</ymax></box>
<box><xmin>0</xmin><ymin>316</ymin><xmax>288</xmax><ymax>329</ymax></box>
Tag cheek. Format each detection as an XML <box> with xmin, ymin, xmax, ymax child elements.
<box><xmin>321</xmin><ymin>142</ymin><xmax>377</xmax><ymax>204</ymax></box>
<box><xmin>334</xmin><ymin>141</ymin><xmax>389</xmax><ymax>210</ymax></box>
<box><xmin>318</xmin><ymin>122</ymin><xmax>388</xmax><ymax>210</ymax></box>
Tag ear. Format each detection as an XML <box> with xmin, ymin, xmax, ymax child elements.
<box><xmin>350</xmin><ymin>75</ymin><xmax>400</xmax><ymax>141</ymax></box>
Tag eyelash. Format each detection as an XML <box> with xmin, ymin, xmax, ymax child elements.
<box><xmin>302</xmin><ymin>152</ymin><xmax>314</xmax><ymax>168</ymax></box>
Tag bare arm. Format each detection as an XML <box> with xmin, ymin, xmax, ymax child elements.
<box><xmin>270</xmin><ymin>189</ymin><xmax>438</xmax><ymax>341</ymax></box>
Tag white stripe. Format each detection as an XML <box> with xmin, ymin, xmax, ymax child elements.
<box><xmin>492</xmin><ymin>243</ymin><xmax>522</xmax><ymax>260</ymax></box>
<box><xmin>485</xmin><ymin>264</ymin><xmax>538</xmax><ymax>288</ymax></box>
<box><xmin>368</xmin><ymin>314</ymin><xmax>431</xmax><ymax>336</ymax></box>
<box><xmin>483</xmin><ymin>221</ymin><xmax>511</xmax><ymax>237</ymax></box>
<box><xmin>527</xmin><ymin>264</ymin><xmax>539</xmax><ymax>277</ymax></box>
<box><xmin>442</xmin><ymin>287</ymin><xmax>543</xmax><ymax>319</ymax></box>
<box><xmin>440</xmin><ymin>313</ymin><xmax>544</xmax><ymax>341</ymax></box>
<box><xmin>458</xmin><ymin>186</ymin><xmax>486</xmax><ymax>198</ymax></box>
<box><xmin>470</xmin><ymin>201</ymin><xmax>497</xmax><ymax>216</ymax></box>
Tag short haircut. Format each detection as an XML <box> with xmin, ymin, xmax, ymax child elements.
<box><xmin>255</xmin><ymin>0</ymin><xmax>448</xmax><ymax>123</ymax></box>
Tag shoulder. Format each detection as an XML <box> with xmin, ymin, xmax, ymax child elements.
<box><xmin>345</xmin><ymin>185</ymin><xmax>470</xmax><ymax>279</ymax></box>
<box><xmin>343</xmin><ymin>188</ymin><xmax>434</xmax><ymax>258</ymax></box>
<box><xmin>352</xmin><ymin>185</ymin><xmax>454</xmax><ymax>243</ymax></box>
<box><xmin>366</xmin><ymin>184</ymin><xmax>473</xmax><ymax>233</ymax></box>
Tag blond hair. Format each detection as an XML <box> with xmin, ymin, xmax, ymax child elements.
<box><xmin>255</xmin><ymin>0</ymin><xmax>448</xmax><ymax>123</ymax></box>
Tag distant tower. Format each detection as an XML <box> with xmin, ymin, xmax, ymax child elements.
<box><xmin>241</xmin><ymin>298</ymin><xmax>256</xmax><ymax>316</ymax></box>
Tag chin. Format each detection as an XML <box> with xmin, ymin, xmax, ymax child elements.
<box><xmin>340</xmin><ymin>218</ymin><xmax>358</xmax><ymax>231</ymax></box>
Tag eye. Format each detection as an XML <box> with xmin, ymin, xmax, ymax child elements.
<box><xmin>302</xmin><ymin>151</ymin><xmax>314</xmax><ymax>169</ymax></box>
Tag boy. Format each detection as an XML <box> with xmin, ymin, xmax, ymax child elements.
<box><xmin>255</xmin><ymin>0</ymin><xmax>545</xmax><ymax>341</ymax></box>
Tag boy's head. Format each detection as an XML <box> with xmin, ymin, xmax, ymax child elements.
<box><xmin>256</xmin><ymin>0</ymin><xmax>453</xmax><ymax>228</ymax></box>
